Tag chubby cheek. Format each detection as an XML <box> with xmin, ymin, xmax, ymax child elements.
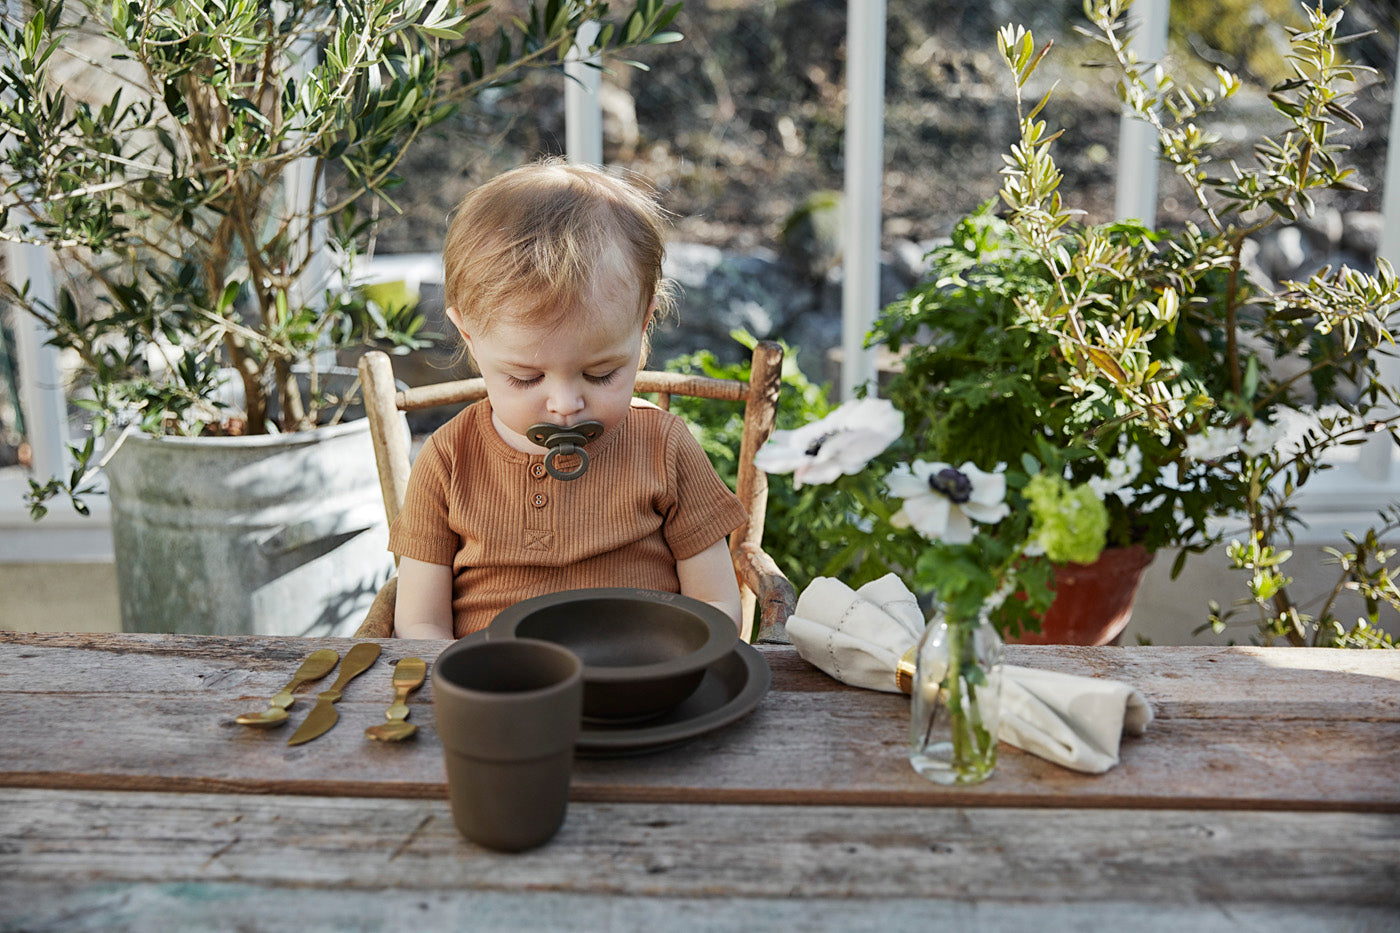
<box><xmin>488</xmin><ymin>384</ymin><xmax>545</xmax><ymax>432</ymax></box>
<box><xmin>594</xmin><ymin>382</ymin><xmax>642</xmax><ymax>431</ymax></box>
<box><xmin>595</xmin><ymin>404</ymin><xmax>631</xmax><ymax>433</ymax></box>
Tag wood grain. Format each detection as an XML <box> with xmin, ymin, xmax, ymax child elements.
<box><xmin>1</xmin><ymin>634</ymin><xmax>1396</xmax><ymax>812</ymax></box>
<box><xmin>7</xmin><ymin>889</ymin><xmax>1389</xmax><ymax>933</ymax></box>
<box><xmin>397</xmin><ymin>369</ymin><xmax>751</xmax><ymax>413</ymax></box>
<box><xmin>1</xmin><ymin>787</ymin><xmax>1396</xmax><ymax>930</ymax></box>
<box><xmin>358</xmin><ymin>351</ymin><xmax>410</xmax><ymax>529</ymax></box>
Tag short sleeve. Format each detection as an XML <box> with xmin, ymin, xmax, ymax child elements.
<box><xmin>386</xmin><ymin>431</ymin><xmax>461</xmax><ymax>566</ymax></box>
<box><xmin>661</xmin><ymin>419</ymin><xmax>749</xmax><ymax>560</ymax></box>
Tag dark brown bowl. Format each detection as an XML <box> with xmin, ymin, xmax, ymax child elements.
<box><xmin>487</xmin><ymin>588</ymin><xmax>739</xmax><ymax>723</ymax></box>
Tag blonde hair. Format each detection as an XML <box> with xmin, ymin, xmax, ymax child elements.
<box><xmin>443</xmin><ymin>160</ymin><xmax>673</xmax><ymax>336</ymax></box>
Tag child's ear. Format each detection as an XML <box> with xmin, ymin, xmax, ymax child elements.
<box><xmin>445</xmin><ymin>305</ymin><xmax>469</xmax><ymax>338</ymax></box>
<box><xmin>637</xmin><ymin>298</ymin><xmax>658</xmax><ymax>369</ymax></box>
<box><xmin>445</xmin><ymin>306</ymin><xmax>478</xmax><ymax>369</ymax></box>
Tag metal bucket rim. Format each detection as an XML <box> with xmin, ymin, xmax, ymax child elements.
<box><xmin>121</xmin><ymin>418</ymin><xmax>370</xmax><ymax>451</ymax></box>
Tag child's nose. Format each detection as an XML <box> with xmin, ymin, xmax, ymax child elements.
<box><xmin>546</xmin><ymin>381</ymin><xmax>586</xmax><ymax>417</ymax></box>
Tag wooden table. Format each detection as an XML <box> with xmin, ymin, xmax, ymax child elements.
<box><xmin>1</xmin><ymin>632</ymin><xmax>1397</xmax><ymax>930</ymax></box>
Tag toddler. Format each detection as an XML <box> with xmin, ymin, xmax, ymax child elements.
<box><xmin>389</xmin><ymin>160</ymin><xmax>747</xmax><ymax>639</ymax></box>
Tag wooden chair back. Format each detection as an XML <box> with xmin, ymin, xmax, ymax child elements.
<box><xmin>356</xmin><ymin>341</ymin><xmax>795</xmax><ymax>642</ymax></box>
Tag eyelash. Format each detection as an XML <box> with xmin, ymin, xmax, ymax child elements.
<box><xmin>505</xmin><ymin>370</ymin><xmax>619</xmax><ymax>389</ymax></box>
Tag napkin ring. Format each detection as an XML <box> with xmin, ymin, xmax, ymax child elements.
<box><xmin>895</xmin><ymin>646</ymin><xmax>916</xmax><ymax>695</ymax></box>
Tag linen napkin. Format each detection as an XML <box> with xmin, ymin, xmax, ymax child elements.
<box><xmin>789</xmin><ymin>574</ymin><xmax>1153</xmax><ymax>774</ymax></box>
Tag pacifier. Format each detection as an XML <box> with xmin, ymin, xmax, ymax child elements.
<box><xmin>526</xmin><ymin>421</ymin><xmax>605</xmax><ymax>481</ymax></box>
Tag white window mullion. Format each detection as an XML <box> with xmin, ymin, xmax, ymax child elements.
<box><xmin>1114</xmin><ymin>0</ymin><xmax>1169</xmax><ymax>226</ymax></box>
<box><xmin>1360</xmin><ymin>22</ymin><xmax>1400</xmax><ymax>485</ymax></box>
<box><xmin>565</xmin><ymin>21</ymin><xmax>603</xmax><ymax>166</ymax></box>
<box><xmin>5</xmin><ymin>241</ymin><xmax>69</xmax><ymax>480</ymax></box>
<box><xmin>840</xmin><ymin>0</ymin><xmax>885</xmax><ymax>399</ymax></box>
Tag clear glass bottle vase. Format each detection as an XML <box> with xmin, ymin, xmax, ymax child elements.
<box><xmin>908</xmin><ymin>610</ymin><xmax>1004</xmax><ymax>785</ymax></box>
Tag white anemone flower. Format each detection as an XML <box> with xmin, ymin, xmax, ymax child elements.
<box><xmin>886</xmin><ymin>460</ymin><xmax>1010</xmax><ymax>545</ymax></box>
<box><xmin>753</xmin><ymin>397</ymin><xmax>903</xmax><ymax>488</ymax></box>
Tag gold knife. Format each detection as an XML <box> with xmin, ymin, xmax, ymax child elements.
<box><xmin>286</xmin><ymin>642</ymin><xmax>382</xmax><ymax>746</ymax></box>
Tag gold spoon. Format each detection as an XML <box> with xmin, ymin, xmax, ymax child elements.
<box><xmin>235</xmin><ymin>648</ymin><xmax>339</xmax><ymax>727</ymax></box>
<box><xmin>365</xmin><ymin>656</ymin><xmax>427</xmax><ymax>742</ymax></box>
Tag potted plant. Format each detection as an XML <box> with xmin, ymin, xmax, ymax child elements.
<box><xmin>758</xmin><ymin>0</ymin><xmax>1398</xmax><ymax>650</ymax></box>
<box><xmin>0</xmin><ymin>0</ymin><xmax>681</xmax><ymax>635</ymax></box>
<box><xmin>867</xmin><ymin>202</ymin><xmax>1179</xmax><ymax>645</ymax></box>
<box><xmin>994</xmin><ymin>0</ymin><xmax>1399</xmax><ymax>646</ymax></box>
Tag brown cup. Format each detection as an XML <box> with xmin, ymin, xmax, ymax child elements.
<box><xmin>431</xmin><ymin>638</ymin><xmax>583</xmax><ymax>852</ymax></box>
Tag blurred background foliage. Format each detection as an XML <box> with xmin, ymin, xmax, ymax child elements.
<box><xmin>364</xmin><ymin>0</ymin><xmax>1395</xmax><ymax>261</ymax></box>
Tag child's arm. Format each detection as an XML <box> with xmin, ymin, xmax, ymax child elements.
<box><xmin>676</xmin><ymin>539</ymin><xmax>743</xmax><ymax>631</ymax></box>
<box><xmin>393</xmin><ymin>557</ymin><xmax>455</xmax><ymax>639</ymax></box>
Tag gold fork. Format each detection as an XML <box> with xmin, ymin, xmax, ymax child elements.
<box><xmin>365</xmin><ymin>657</ymin><xmax>427</xmax><ymax>741</ymax></box>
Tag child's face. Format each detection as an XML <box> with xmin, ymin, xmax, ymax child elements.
<box><xmin>449</xmin><ymin>271</ymin><xmax>651</xmax><ymax>454</ymax></box>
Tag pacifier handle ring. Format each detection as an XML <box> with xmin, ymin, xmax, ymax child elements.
<box><xmin>543</xmin><ymin>443</ymin><xmax>589</xmax><ymax>481</ymax></box>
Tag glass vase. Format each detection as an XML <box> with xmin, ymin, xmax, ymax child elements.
<box><xmin>908</xmin><ymin>610</ymin><xmax>1004</xmax><ymax>785</ymax></box>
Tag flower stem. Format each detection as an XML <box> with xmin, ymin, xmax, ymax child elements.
<box><xmin>945</xmin><ymin>620</ymin><xmax>971</xmax><ymax>767</ymax></box>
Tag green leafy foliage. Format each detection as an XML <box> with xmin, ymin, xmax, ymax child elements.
<box><xmin>0</xmin><ymin>0</ymin><xmax>682</xmax><ymax>515</ymax></box>
<box><xmin>996</xmin><ymin>0</ymin><xmax>1400</xmax><ymax>646</ymax></box>
<box><xmin>1024</xmin><ymin>473</ymin><xmax>1108</xmax><ymax>564</ymax></box>
<box><xmin>868</xmin><ymin>201</ymin><xmax>1233</xmax><ymax>561</ymax></box>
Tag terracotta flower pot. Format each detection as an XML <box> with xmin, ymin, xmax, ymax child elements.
<box><xmin>1009</xmin><ymin>545</ymin><xmax>1154</xmax><ymax>646</ymax></box>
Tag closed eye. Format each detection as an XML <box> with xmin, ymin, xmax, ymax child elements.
<box><xmin>585</xmin><ymin>369</ymin><xmax>621</xmax><ymax>386</ymax></box>
<box><xmin>505</xmin><ymin>374</ymin><xmax>543</xmax><ymax>388</ymax></box>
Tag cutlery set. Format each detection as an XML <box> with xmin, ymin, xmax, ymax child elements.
<box><xmin>236</xmin><ymin>644</ymin><xmax>426</xmax><ymax>745</ymax></box>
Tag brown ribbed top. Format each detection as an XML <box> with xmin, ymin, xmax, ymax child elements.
<box><xmin>388</xmin><ymin>398</ymin><xmax>748</xmax><ymax>636</ymax></box>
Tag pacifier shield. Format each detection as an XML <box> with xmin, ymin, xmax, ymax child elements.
<box><xmin>527</xmin><ymin>421</ymin><xmax>605</xmax><ymax>481</ymax></box>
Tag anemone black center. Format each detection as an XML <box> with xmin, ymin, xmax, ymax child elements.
<box><xmin>805</xmin><ymin>431</ymin><xmax>837</xmax><ymax>457</ymax></box>
<box><xmin>928</xmin><ymin>467</ymin><xmax>973</xmax><ymax>504</ymax></box>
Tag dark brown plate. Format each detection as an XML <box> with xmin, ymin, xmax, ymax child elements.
<box><xmin>575</xmin><ymin>642</ymin><xmax>770</xmax><ymax>757</ymax></box>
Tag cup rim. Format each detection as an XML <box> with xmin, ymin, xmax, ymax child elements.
<box><xmin>431</xmin><ymin>637</ymin><xmax>583</xmax><ymax>701</ymax></box>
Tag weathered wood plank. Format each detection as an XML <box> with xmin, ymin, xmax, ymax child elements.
<box><xmin>1</xmin><ymin>634</ymin><xmax>1397</xmax><ymax>811</ymax></box>
<box><xmin>8</xmin><ymin>886</ymin><xmax>1390</xmax><ymax>933</ymax></box>
<box><xmin>1</xmin><ymin>789</ymin><xmax>1395</xmax><ymax>910</ymax></box>
<box><xmin>6</xmin><ymin>632</ymin><xmax>1395</xmax><ymax>718</ymax></box>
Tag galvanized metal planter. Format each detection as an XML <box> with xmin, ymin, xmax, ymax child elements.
<box><xmin>104</xmin><ymin>419</ymin><xmax>394</xmax><ymax>637</ymax></box>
